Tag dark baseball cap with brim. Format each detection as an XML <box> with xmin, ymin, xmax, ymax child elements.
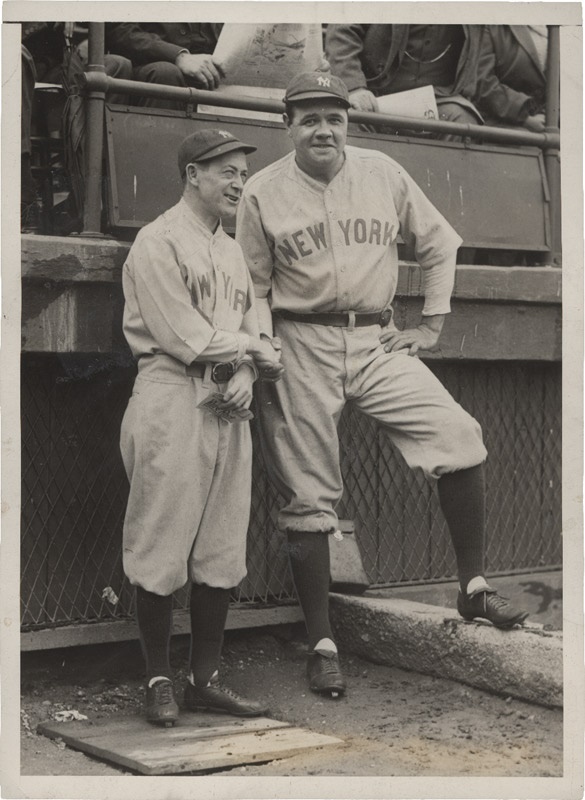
<box><xmin>284</xmin><ymin>71</ymin><xmax>350</xmax><ymax>108</ymax></box>
<box><xmin>178</xmin><ymin>129</ymin><xmax>257</xmax><ymax>176</ymax></box>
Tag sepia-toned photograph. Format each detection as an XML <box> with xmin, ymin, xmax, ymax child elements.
<box><xmin>2</xmin><ymin>2</ymin><xmax>583</xmax><ymax>798</ymax></box>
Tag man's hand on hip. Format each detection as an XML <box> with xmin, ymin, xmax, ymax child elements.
<box><xmin>380</xmin><ymin>314</ymin><xmax>445</xmax><ymax>357</ymax></box>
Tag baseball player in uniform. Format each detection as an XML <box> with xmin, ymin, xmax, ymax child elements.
<box><xmin>236</xmin><ymin>72</ymin><xmax>529</xmax><ymax>697</ymax></box>
<box><xmin>120</xmin><ymin>129</ymin><xmax>283</xmax><ymax>725</ymax></box>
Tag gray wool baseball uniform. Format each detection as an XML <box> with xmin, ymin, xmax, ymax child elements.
<box><xmin>121</xmin><ymin>198</ymin><xmax>259</xmax><ymax>593</ymax></box>
<box><xmin>236</xmin><ymin>145</ymin><xmax>487</xmax><ymax>534</ymax></box>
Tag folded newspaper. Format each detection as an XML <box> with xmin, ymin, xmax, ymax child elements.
<box><xmin>376</xmin><ymin>85</ymin><xmax>439</xmax><ymax>120</ymax></box>
<box><xmin>213</xmin><ymin>23</ymin><xmax>323</xmax><ymax>87</ymax></box>
<box><xmin>198</xmin><ymin>23</ymin><xmax>323</xmax><ymax>121</ymax></box>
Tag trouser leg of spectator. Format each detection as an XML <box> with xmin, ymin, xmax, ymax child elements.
<box><xmin>188</xmin><ymin>583</ymin><xmax>231</xmax><ymax>685</ymax></box>
<box><xmin>287</xmin><ymin>531</ymin><xmax>334</xmax><ymax>650</ymax></box>
<box><xmin>104</xmin><ymin>54</ymin><xmax>133</xmax><ymax>104</ymax></box>
<box><xmin>437</xmin><ymin>463</ymin><xmax>486</xmax><ymax>592</ymax></box>
<box><xmin>437</xmin><ymin>102</ymin><xmax>481</xmax><ymax>140</ymax></box>
<box><xmin>132</xmin><ymin>62</ymin><xmax>188</xmax><ymax>109</ymax></box>
<box><xmin>135</xmin><ymin>586</ymin><xmax>174</xmax><ymax>682</ymax></box>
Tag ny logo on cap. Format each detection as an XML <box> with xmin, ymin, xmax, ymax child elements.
<box><xmin>218</xmin><ymin>130</ymin><xmax>232</xmax><ymax>139</ymax></box>
<box><xmin>317</xmin><ymin>76</ymin><xmax>331</xmax><ymax>87</ymax></box>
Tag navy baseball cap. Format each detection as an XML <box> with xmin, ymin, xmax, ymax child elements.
<box><xmin>284</xmin><ymin>71</ymin><xmax>350</xmax><ymax>108</ymax></box>
<box><xmin>178</xmin><ymin>129</ymin><xmax>257</xmax><ymax>176</ymax></box>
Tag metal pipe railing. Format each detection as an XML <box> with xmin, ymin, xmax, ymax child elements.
<box><xmin>82</xmin><ymin>22</ymin><xmax>106</xmax><ymax>236</ymax></box>
<box><xmin>544</xmin><ymin>25</ymin><xmax>561</xmax><ymax>265</ymax></box>
<box><xmin>82</xmin><ymin>71</ymin><xmax>560</xmax><ymax>150</ymax></box>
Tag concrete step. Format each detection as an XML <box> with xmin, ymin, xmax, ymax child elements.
<box><xmin>330</xmin><ymin>592</ymin><xmax>562</xmax><ymax>708</ymax></box>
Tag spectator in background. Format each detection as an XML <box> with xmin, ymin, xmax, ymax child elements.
<box><xmin>21</xmin><ymin>44</ymin><xmax>38</xmax><ymax>230</ymax></box>
<box><xmin>106</xmin><ymin>23</ymin><xmax>224</xmax><ymax>109</ymax></box>
<box><xmin>474</xmin><ymin>25</ymin><xmax>547</xmax><ymax>132</ymax></box>
<box><xmin>21</xmin><ymin>22</ymin><xmax>132</xmax><ymax>233</ymax></box>
<box><xmin>325</xmin><ymin>24</ymin><xmax>484</xmax><ymax>136</ymax></box>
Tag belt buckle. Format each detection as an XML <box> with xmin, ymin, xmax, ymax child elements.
<box><xmin>211</xmin><ymin>362</ymin><xmax>236</xmax><ymax>384</ymax></box>
<box><xmin>379</xmin><ymin>308</ymin><xmax>393</xmax><ymax>327</ymax></box>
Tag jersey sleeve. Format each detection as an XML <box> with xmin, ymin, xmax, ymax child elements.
<box><xmin>390</xmin><ymin>164</ymin><xmax>462</xmax><ymax>316</ymax></box>
<box><xmin>236</xmin><ymin>189</ymin><xmax>275</xmax><ymax>301</ymax></box>
<box><xmin>125</xmin><ymin>232</ymin><xmax>234</xmax><ymax>364</ymax></box>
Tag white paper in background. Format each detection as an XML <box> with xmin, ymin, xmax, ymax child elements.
<box><xmin>198</xmin><ymin>85</ymin><xmax>285</xmax><ymax>122</ymax></box>
<box><xmin>376</xmin><ymin>85</ymin><xmax>439</xmax><ymax>120</ymax></box>
<box><xmin>213</xmin><ymin>23</ymin><xmax>324</xmax><ymax>89</ymax></box>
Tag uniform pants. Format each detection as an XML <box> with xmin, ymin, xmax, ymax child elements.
<box><xmin>120</xmin><ymin>373</ymin><xmax>251</xmax><ymax>594</ymax></box>
<box><xmin>256</xmin><ymin>319</ymin><xmax>487</xmax><ymax>533</ymax></box>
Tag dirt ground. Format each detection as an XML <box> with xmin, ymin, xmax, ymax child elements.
<box><xmin>20</xmin><ymin>623</ymin><xmax>563</xmax><ymax>778</ymax></box>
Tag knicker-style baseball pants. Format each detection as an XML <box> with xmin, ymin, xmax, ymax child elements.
<box><xmin>256</xmin><ymin>319</ymin><xmax>487</xmax><ymax>533</ymax></box>
<box><xmin>120</xmin><ymin>367</ymin><xmax>251</xmax><ymax>595</ymax></box>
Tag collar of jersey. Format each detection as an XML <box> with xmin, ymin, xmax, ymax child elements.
<box><xmin>289</xmin><ymin>150</ymin><xmax>347</xmax><ymax>193</ymax></box>
<box><xmin>176</xmin><ymin>197</ymin><xmax>224</xmax><ymax>240</ymax></box>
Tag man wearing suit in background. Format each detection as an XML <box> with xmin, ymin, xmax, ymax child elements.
<box><xmin>106</xmin><ymin>23</ymin><xmax>224</xmax><ymax>108</ymax></box>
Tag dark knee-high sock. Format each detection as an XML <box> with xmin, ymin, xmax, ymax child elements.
<box><xmin>287</xmin><ymin>531</ymin><xmax>333</xmax><ymax>650</ymax></box>
<box><xmin>437</xmin><ymin>463</ymin><xmax>486</xmax><ymax>593</ymax></box>
<box><xmin>189</xmin><ymin>583</ymin><xmax>231</xmax><ymax>686</ymax></box>
<box><xmin>135</xmin><ymin>587</ymin><xmax>173</xmax><ymax>682</ymax></box>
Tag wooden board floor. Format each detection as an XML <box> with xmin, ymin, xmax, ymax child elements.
<box><xmin>37</xmin><ymin>713</ymin><xmax>344</xmax><ymax>775</ymax></box>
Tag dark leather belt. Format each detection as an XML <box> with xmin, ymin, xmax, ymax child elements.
<box><xmin>276</xmin><ymin>309</ymin><xmax>393</xmax><ymax>328</ymax></box>
<box><xmin>186</xmin><ymin>361</ymin><xmax>237</xmax><ymax>383</ymax></box>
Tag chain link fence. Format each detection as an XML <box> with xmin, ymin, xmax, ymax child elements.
<box><xmin>21</xmin><ymin>354</ymin><xmax>561</xmax><ymax>632</ymax></box>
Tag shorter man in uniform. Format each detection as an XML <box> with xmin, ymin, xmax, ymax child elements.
<box><xmin>237</xmin><ymin>73</ymin><xmax>529</xmax><ymax>698</ymax></box>
<box><xmin>120</xmin><ymin>129</ymin><xmax>283</xmax><ymax>725</ymax></box>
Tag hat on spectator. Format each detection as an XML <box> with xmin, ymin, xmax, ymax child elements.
<box><xmin>284</xmin><ymin>71</ymin><xmax>350</xmax><ymax>108</ymax></box>
<box><xmin>178</xmin><ymin>129</ymin><xmax>257</xmax><ymax>176</ymax></box>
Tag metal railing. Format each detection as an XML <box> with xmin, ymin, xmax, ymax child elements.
<box><xmin>80</xmin><ymin>23</ymin><xmax>561</xmax><ymax>261</ymax></box>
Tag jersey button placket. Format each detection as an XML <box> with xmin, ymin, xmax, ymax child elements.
<box><xmin>324</xmin><ymin>189</ymin><xmax>336</xmax><ymax>221</ymax></box>
<box><xmin>323</xmin><ymin>195</ymin><xmax>341</xmax><ymax>306</ymax></box>
<box><xmin>210</xmin><ymin>242</ymin><xmax>222</xmax><ymax>323</ymax></box>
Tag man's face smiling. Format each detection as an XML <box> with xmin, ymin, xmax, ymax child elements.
<box><xmin>188</xmin><ymin>150</ymin><xmax>248</xmax><ymax>223</ymax></box>
<box><xmin>285</xmin><ymin>100</ymin><xmax>348</xmax><ymax>180</ymax></box>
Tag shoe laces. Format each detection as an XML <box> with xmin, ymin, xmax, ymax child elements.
<box><xmin>484</xmin><ymin>591</ymin><xmax>512</xmax><ymax>611</ymax></box>
<box><xmin>153</xmin><ymin>679</ymin><xmax>175</xmax><ymax>704</ymax></box>
<box><xmin>315</xmin><ymin>653</ymin><xmax>340</xmax><ymax>674</ymax></box>
<box><xmin>210</xmin><ymin>680</ymin><xmax>243</xmax><ymax>702</ymax></box>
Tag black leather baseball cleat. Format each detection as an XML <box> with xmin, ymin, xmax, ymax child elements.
<box><xmin>184</xmin><ymin>676</ymin><xmax>268</xmax><ymax>717</ymax></box>
<box><xmin>307</xmin><ymin>652</ymin><xmax>347</xmax><ymax>696</ymax></box>
<box><xmin>145</xmin><ymin>678</ymin><xmax>179</xmax><ymax>727</ymax></box>
<box><xmin>457</xmin><ymin>586</ymin><xmax>529</xmax><ymax>629</ymax></box>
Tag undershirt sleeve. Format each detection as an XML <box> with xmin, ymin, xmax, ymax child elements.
<box><xmin>390</xmin><ymin>164</ymin><xmax>462</xmax><ymax>315</ymax></box>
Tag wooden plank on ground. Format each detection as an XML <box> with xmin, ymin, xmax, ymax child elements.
<box><xmin>37</xmin><ymin>714</ymin><xmax>343</xmax><ymax>775</ymax></box>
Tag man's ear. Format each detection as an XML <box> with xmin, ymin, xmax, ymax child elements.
<box><xmin>186</xmin><ymin>163</ymin><xmax>199</xmax><ymax>186</ymax></box>
<box><xmin>283</xmin><ymin>113</ymin><xmax>291</xmax><ymax>135</ymax></box>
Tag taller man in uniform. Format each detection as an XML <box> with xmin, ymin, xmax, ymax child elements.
<box><xmin>120</xmin><ymin>129</ymin><xmax>283</xmax><ymax>725</ymax></box>
<box><xmin>236</xmin><ymin>72</ymin><xmax>528</xmax><ymax>697</ymax></box>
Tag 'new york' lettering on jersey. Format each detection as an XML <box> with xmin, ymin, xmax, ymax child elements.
<box><xmin>123</xmin><ymin>199</ymin><xmax>257</xmax><ymax>366</ymax></box>
<box><xmin>276</xmin><ymin>217</ymin><xmax>397</xmax><ymax>266</ymax></box>
<box><xmin>237</xmin><ymin>146</ymin><xmax>462</xmax><ymax>317</ymax></box>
